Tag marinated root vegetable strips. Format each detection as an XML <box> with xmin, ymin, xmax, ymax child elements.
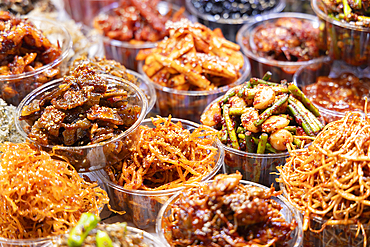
<box><xmin>200</xmin><ymin>72</ymin><xmax>324</xmax><ymax>153</ymax></box>
<box><xmin>277</xmin><ymin>111</ymin><xmax>370</xmax><ymax>247</ymax></box>
<box><xmin>106</xmin><ymin>116</ymin><xmax>218</xmax><ymax>191</ymax></box>
<box><xmin>0</xmin><ymin>142</ymin><xmax>109</xmax><ymax>239</ymax></box>
<box><xmin>162</xmin><ymin>173</ymin><xmax>297</xmax><ymax>247</ymax></box>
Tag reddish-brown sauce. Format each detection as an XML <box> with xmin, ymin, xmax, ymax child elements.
<box><xmin>302</xmin><ymin>73</ymin><xmax>370</xmax><ymax>112</ymax></box>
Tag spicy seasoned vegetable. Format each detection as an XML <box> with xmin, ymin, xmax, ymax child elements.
<box><xmin>201</xmin><ymin>72</ymin><xmax>324</xmax><ymax>153</ymax></box>
<box><xmin>161</xmin><ymin>173</ymin><xmax>297</xmax><ymax>246</ymax></box>
<box><xmin>19</xmin><ymin>65</ymin><xmax>141</xmax><ymax>146</ymax></box>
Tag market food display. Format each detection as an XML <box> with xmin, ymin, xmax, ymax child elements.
<box><xmin>19</xmin><ymin>65</ymin><xmax>141</xmax><ymax>146</ymax></box>
<box><xmin>0</xmin><ymin>98</ymin><xmax>24</xmax><ymax>143</ymax></box>
<box><xmin>0</xmin><ymin>142</ymin><xmax>109</xmax><ymax>239</ymax></box>
<box><xmin>93</xmin><ymin>0</ymin><xmax>185</xmax><ymax>43</ymax></box>
<box><xmin>201</xmin><ymin>72</ymin><xmax>323</xmax><ymax>153</ymax></box>
<box><xmin>57</xmin><ymin>213</ymin><xmax>157</xmax><ymax>247</ymax></box>
<box><xmin>248</xmin><ymin>17</ymin><xmax>324</xmax><ymax>62</ymax></box>
<box><xmin>277</xmin><ymin>111</ymin><xmax>370</xmax><ymax>247</ymax></box>
<box><xmin>302</xmin><ymin>73</ymin><xmax>370</xmax><ymax>113</ymax></box>
<box><xmin>0</xmin><ymin>11</ymin><xmax>66</xmax><ymax>105</ymax></box>
<box><xmin>0</xmin><ymin>0</ymin><xmax>54</xmax><ymax>15</ymax></box>
<box><xmin>159</xmin><ymin>173</ymin><xmax>298</xmax><ymax>246</ymax></box>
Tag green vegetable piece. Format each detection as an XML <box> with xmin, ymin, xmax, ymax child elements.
<box><xmin>287</xmin><ymin>83</ymin><xmax>320</xmax><ymax>117</ymax></box>
<box><xmin>262</xmin><ymin>71</ymin><xmax>272</xmax><ymax>81</ymax></box>
<box><xmin>223</xmin><ymin>104</ymin><xmax>240</xmax><ymax>150</ymax></box>
<box><xmin>287</xmin><ymin>104</ymin><xmax>315</xmax><ymax>137</ymax></box>
<box><xmin>96</xmin><ymin>231</ymin><xmax>113</xmax><ymax>247</ymax></box>
<box><xmin>250</xmin><ymin>78</ymin><xmax>279</xmax><ymax>87</ymax></box>
<box><xmin>67</xmin><ymin>213</ymin><xmax>100</xmax><ymax>247</ymax></box>
<box><xmin>254</xmin><ymin>94</ymin><xmax>289</xmax><ymax>126</ymax></box>
<box><xmin>284</xmin><ymin>126</ymin><xmax>297</xmax><ymax>134</ymax></box>
<box><xmin>223</xmin><ymin>88</ymin><xmax>236</xmax><ymax>104</ymax></box>
<box><xmin>237</xmin><ymin>81</ymin><xmax>252</xmax><ymax>97</ymax></box>
<box><xmin>257</xmin><ymin>133</ymin><xmax>268</xmax><ymax>154</ymax></box>
<box><xmin>293</xmin><ymin>137</ymin><xmax>303</xmax><ymax>149</ymax></box>
<box><xmin>229</xmin><ymin>107</ymin><xmax>250</xmax><ymax>116</ymax></box>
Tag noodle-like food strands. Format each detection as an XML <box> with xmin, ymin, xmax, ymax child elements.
<box><xmin>277</xmin><ymin>112</ymin><xmax>370</xmax><ymax>246</ymax></box>
<box><xmin>0</xmin><ymin>142</ymin><xmax>109</xmax><ymax>239</ymax></box>
<box><xmin>106</xmin><ymin>116</ymin><xmax>218</xmax><ymax>190</ymax></box>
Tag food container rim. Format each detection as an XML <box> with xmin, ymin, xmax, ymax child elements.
<box><xmin>15</xmin><ymin>74</ymin><xmax>148</xmax><ymax>150</ymax></box>
<box><xmin>93</xmin><ymin>117</ymin><xmax>225</xmax><ymax>196</ymax></box>
<box><xmin>311</xmin><ymin>0</ymin><xmax>370</xmax><ymax>32</ymax></box>
<box><xmin>95</xmin><ymin>1</ymin><xmax>190</xmax><ymax>49</ymax></box>
<box><xmin>156</xmin><ymin>179</ymin><xmax>303</xmax><ymax>247</ymax></box>
<box><xmin>125</xmin><ymin>225</ymin><xmax>163</xmax><ymax>245</ymax></box>
<box><xmin>185</xmin><ymin>0</ymin><xmax>286</xmax><ymax>24</ymax></box>
<box><xmin>293</xmin><ymin>56</ymin><xmax>370</xmax><ymax>119</ymax></box>
<box><xmin>236</xmin><ymin>12</ymin><xmax>325</xmax><ymax>68</ymax></box>
<box><xmin>138</xmin><ymin>55</ymin><xmax>251</xmax><ymax>96</ymax></box>
<box><xmin>0</xmin><ymin>16</ymin><xmax>72</xmax><ymax>81</ymax></box>
<box><xmin>0</xmin><ymin>235</ymin><xmax>57</xmax><ymax>245</ymax></box>
<box><xmin>202</xmin><ymin>95</ymin><xmax>289</xmax><ymax>158</ymax></box>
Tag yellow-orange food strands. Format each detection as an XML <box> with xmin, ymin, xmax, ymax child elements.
<box><xmin>106</xmin><ymin>116</ymin><xmax>218</xmax><ymax>191</ymax></box>
<box><xmin>0</xmin><ymin>142</ymin><xmax>109</xmax><ymax>239</ymax></box>
<box><xmin>277</xmin><ymin>112</ymin><xmax>370</xmax><ymax>247</ymax></box>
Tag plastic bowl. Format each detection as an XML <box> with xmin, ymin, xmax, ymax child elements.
<box><xmin>236</xmin><ymin>12</ymin><xmax>325</xmax><ymax>82</ymax></box>
<box><xmin>185</xmin><ymin>0</ymin><xmax>286</xmax><ymax>42</ymax></box>
<box><xmin>312</xmin><ymin>0</ymin><xmax>370</xmax><ymax>67</ymax></box>
<box><xmin>0</xmin><ymin>16</ymin><xmax>72</xmax><ymax>106</ymax></box>
<box><xmin>15</xmin><ymin>75</ymin><xmax>148</xmax><ymax>172</ymax></box>
<box><xmin>138</xmin><ymin>57</ymin><xmax>250</xmax><ymax>123</ymax></box>
<box><xmin>95</xmin><ymin>1</ymin><xmax>189</xmax><ymax>71</ymax></box>
<box><xmin>94</xmin><ymin>117</ymin><xmax>224</xmax><ymax>229</ymax></box>
<box><xmin>293</xmin><ymin>56</ymin><xmax>370</xmax><ymax>123</ymax></box>
<box><xmin>0</xmin><ymin>236</ymin><xmax>56</xmax><ymax>247</ymax></box>
<box><xmin>63</xmin><ymin>0</ymin><xmax>116</xmax><ymax>26</ymax></box>
<box><xmin>156</xmin><ymin>179</ymin><xmax>303</xmax><ymax>247</ymax></box>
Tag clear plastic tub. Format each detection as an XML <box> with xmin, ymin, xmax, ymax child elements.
<box><xmin>94</xmin><ymin>117</ymin><xmax>224</xmax><ymax>229</ymax></box>
<box><xmin>138</xmin><ymin>57</ymin><xmax>250</xmax><ymax>123</ymax></box>
<box><xmin>15</xmin><ymin>75</ymin><xmax>148</xmax><ymax>172</ymax></box>
<box><xmin>156</xmin><ymin>179</ymin><xmax>303</xmax><ymax>247</ymax></box>
<box><xmin>0</xmin><ymin>236</ymin><xmax>56</xmax><ymax>247</ymax></box>
<box><xmin>312</xmin><ymin>0</ymin><xmax>370</xmax><ymax>67</ymax></box>
<box><xmin>185</xmin><ymin>0</ymin><xmax>286</xmax><ymax>42</ymax></box>
<box><xmin>293</xmin><ymin>56</ymin><xmax>370</xmax><ymax>123</ymax></box>
<box><xmin>0</xmin><ymin>16</ymin><xmax>72</xmax><ymax>106</ymax></box>
<box><xmin>94</xmin><ymin>2</ymin><xmax>189</xmax><ymax>71</ymax></box>
<box><xmin>236</xmin><ymin>12</ymin><xmax>325</xmax><ymax>82</ymax></box>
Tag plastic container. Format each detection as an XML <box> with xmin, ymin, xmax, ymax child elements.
<box><xmin>15</xmin><ymin>75</ymin><xmax>148</xmax><ymax>172</ymax></box>
<box><xmin>138</xmin><ymin>57</ymin><xmax>250</xmax><ymax>123</ymax></box>
<box><xmin>293</xmin><ymin>56</ymin><xmax>370</xmax><ymax>123</ymax></box>
<box><xmin>312</xmin><ymin>0</ymin><xmax>370</xmax><ymax>67</ymax></box>
<box><xmin>0</xmin><ymin>236</ymin><xmax>56</xmax><ymax>247</ymax></box>
<box><xmin>94</xmin><ymin>117</ymin><xmax>224</xmax><ymax>229</ymax></box>
<box><xmin>236</xmin><ymin>12</ymin><xmax>325</xmax><ymax>82</ymax></box>
<box><xmin>95</xmin><ymin>1</ymin><xmax>189</xmax><ymax>71</ymax></box>
<box><xmin>156</xmin><ymin>179</ymin><xmax>303</xmax><ymax>247</ymax></box>
<box><xmin>63</xmin><ymin>0</ymin><xmax>115</xmax><ymax>26</ymax></box>
<box><xmin>185</xmin><ymin>0</ymin><xmax>286</xmax><ymax>42</ymax></box>
<box><xmin>0</xmin><ymin>16</ymin><xmax>72</xmax><ymax>106</ymax></box>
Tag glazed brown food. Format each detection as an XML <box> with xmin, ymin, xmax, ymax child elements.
<box><xmin>0</xmin><ymin>11</ymin><xmax>62</xmax><ymax>105</ymax></box>
<box><xmin>302</xmin><ymin>73</ymin><xmax>370</xmax><ymax>113</ymax></box>
<box><xmin>162</xmin><ymin>173</ymin><xmax>297</xmax><ymax>247</ymax></box>
<box><xmin>93</xmin><ymin>0</ymin><xmax>185</xmax><ymax>43</ymax></box>
<box><xmin>19</xmin><ymin>65</ymin><xmax>141</xmax><ymax>146</ymax></box>
<box><xmin>0</xmin><ymin>0</ymin><xmax>55</xmax><ymax>15</ymax></box>
<box><xmin>248</xmin><ymin>17</ymin><xmax>323</xmax><ymax>61</ymax></box>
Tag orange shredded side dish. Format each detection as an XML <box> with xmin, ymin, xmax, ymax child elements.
<box><xmin>0</xmin><ymin>142</ymin><xmax>109</xmax><ymax>239</ymax></box>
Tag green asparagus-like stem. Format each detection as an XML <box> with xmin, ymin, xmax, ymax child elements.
<box><xmin>287</xmin><ymin>104</ymin><xmax>315</xmax><ymax>137</ymax></box>
<box><xmin>257</xmin><ymin>133</ymin><xmax>268</xmax><ymax>154</ymax></box>
<box><xmin>219</xmin><ymin>124</ymin><xmax>228</xmax><ymax>144</ymax></box>
<box><xmin>293</xmin><ymin>137</ymin><xmax>303</xmax><ymax>149</ymax></box>
<box><xmin>237</xmin><ymin>81</ymin><xmax>252</xmax><ymax>97</ymax></box>
<box><xmin>223</xmin><ymin>104</ymin><xmax>240</xmax><ymax>150</ymax></box>
<box><xmin>229</xmin><ymin>107</ymin><xmax>251</xmax><ymax>116</ymax></box>
<box><xmin>68</xmin><ymin>213</ymin><xmax>100</xmax><ymax>247</ymax></box>
<box><xmin>287</xmin><ymin>83</ymin><xmax>320</xmax><ymax>117</ymax></box>
<box><xmin>262</xmin><ymin>71</ymin><xmax>273</xmax><ymax>81</ymax></box>
<box><xmin>250</xmin><ymin>78</ymin><xmax>278</xmax><ymax>87</ymax></box>
<box><xmin>343</xmin><ymin>0</ymin><xmax>352</xmax><ymax>18</ymax></box>
<box><xmin>252</xmin><ymin>136</ymin><xmax>277</xmax><ymax>153</ymax></box>
<box><xmin>237</xmin><ymin>126</ymin><xmax>246</xmax><ymax>134</ymax></box>
<box><xmin>223</xmin><ymin>88</ymin><xmax>237</xmax><ymax>104</ymax></box>
<box><xmin>254</xmin><ymin>94</ymin><xmax>289</xmax><ymax>126</ymax></box>
<box><xmin>245</xmin><ymin>131</ymin><xmax>255</xmax><ymax>153</ymax></box>
<box><xmin>284</xmin><ymin>126</ymin><xmax>297</xmax><ymax>134</ymax></box>
<box><xmin>96</xmin><ymin>231</ymin><xmax>113</xmax><ymax>247</ymax></box>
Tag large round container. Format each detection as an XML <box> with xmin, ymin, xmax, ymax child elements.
<box><xmin>15</xmin><ymin>75</ymin><xmax>148</xmax><ymax>172</ymax></box>
<box><xmin>94</xmin><ymin>117</ymin><xmax>224</xmax><ymax>229</ymax></box>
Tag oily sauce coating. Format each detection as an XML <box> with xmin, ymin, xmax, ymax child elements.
<box><xmin>163</xmin><ymin>173</ymin><xmax>297</xmax><ymax>247</ymax></box>
<box><xmin>20</xmin><ymin>65</ymin><xmax>141</xmax><ymax>146</ymax></box>
<box><xmin>0</xmin><ymin>11</ymin><xmax>62</xmax><ymax>105</ymax></box>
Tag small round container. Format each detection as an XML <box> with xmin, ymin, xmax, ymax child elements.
<box><xmin>185</xmin><ymin>0</ymin><xmax>286</xmax><ymax>42</ymax></box>
<box><xmin>63</xmin><ymin>0</ymin><xmax>115</xmax><ymax>26</ymax></box>
<box><xmin>15</xmin><ymin>75</ymin><xmax>148</xmax><ymax>172</ymax></box>
<box><xmin>312</xmin><ymin>0</ymin><xmax>370</xmax><ymax>67</ymax></box>
<box><xmin>293</xmin><ymin>56</ymin><xmax>370</xmax><ymax>123</ymax></box>
<box><xmin>236</xmin><ymin>12</ymin><xmax>325</xmax><ymax>82</ymax></box>
<box><xmin>0</xmin><ymin>236</ymin><xmax>57</xmax><ymax>247</ymax></box>
<box><xmin>96</xmin><ymin>2</ymin><xmax>189</xmax><ymax>71</ymax></box>
<box><xmin>138</xmin><ymin>57</ymin><xmax>251</xmax><ymax>123</ymax></box>
<box><xmin>201</xmin><ymin>96</ymin><xmax>289</xmax><ymax>188</ymax></box>
<box><xmin>94</xmin><ymin>117</ymin><xmax>224</xmax><ymax>229</ymax></box>
<box><xmin>156</xmin><ymin>179</ymin><xmax>303</xmax><ymax>247</ymax></box>
<box><xmin>0</xmin><ymin>16</ymin><xmax>72</xmax><ymax>106</ymax></box>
